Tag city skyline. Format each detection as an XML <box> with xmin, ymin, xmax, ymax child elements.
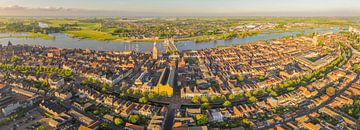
<box><xmin>0</xmin><ymin>0</ymin><xmax>360</xmax><ymax>16</ymax></box>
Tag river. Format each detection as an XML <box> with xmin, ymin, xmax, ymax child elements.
<box><xmin>0</xmin><ymin>27</ymin><xmax>346</xmax><ymax>52</ymax></box>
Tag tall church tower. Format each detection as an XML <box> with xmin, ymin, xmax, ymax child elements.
<box><xmin>152</xmin><ymin>42</ymin><xmax>158</xmax><ymax>60</ymax></box>
<box><xmin>312</xmin><ymin>35</ymin><xmax>318</xmax><ymax>46</ymax></box>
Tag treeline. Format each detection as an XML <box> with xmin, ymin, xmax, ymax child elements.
<box><xmin>0</xmin><ymin>64</ymin><xmax>73</xmax><ymax>77</ymax></box>
<box><xmin>1</xmin><ymin>22</ymin><xmax>64</xmax><ymax>34</ymax></box>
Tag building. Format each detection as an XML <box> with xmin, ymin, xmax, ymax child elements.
<box><xmin>39</xmin><ymin>100</ymin><xmax>66</xmax><ymax>117</ymax></box>
<box><xmin>11</xmin><ymin>87</ymin><xmax>36</xmax><ymax>97</ymax></box>
<box><xmin>49</xmin><ymin>77</ymin><xmax>65</xmax><ymax>89</ymax></box>
<box><xmin>2</xmin><ymin>102</ymin><xmax>21</xmax><ymax>116</ymax></box>
<box><xmin>68</xmin><ymin>109</ymin><xmax>95</xmax><ymax>126</ymax></box>
<box><xmin>54</xmin><ymin>91</ymin><xmax>73</xmax><ymax>100</ymax></box>
<box><xmin>153</xmin><ymin>67</ymin><xmax>175</xmax><ymax>97</ymax></box>
<box><xmin>147</xmin><ymin>115</ymin><xmax>164</xmax><ymax>130</ymax></box>
<box><xmin>152</xmin><ymin>42</ymin><xmax>158</xmax><ymax>60</ymax></box>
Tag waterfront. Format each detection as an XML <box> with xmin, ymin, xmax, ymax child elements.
<box><xmin>0</xmin><ymin>27</ymin><xmax>345</xmax><ymax>52</ymax></box>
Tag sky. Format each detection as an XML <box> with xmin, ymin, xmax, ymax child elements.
<box><xmin>0</xmin><ymin>0</ymin><xmax>359</xmax><ymax>16</ymax></box>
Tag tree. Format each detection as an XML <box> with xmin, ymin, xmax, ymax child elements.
<box><xmin>258</xmin><ymin>89</ymin><xmax>266</xmax><ymax>95</ymax></box>
<box><xmin>326</xmin><ymin>87</ymin><xmax>336</xmax><ymax>96</ymax></box>
<box><xmin>201</xmin><ymin>103</ymin><xmax>210</xmax><ymax>109</ymax></box>
<box><xmin>36</xmin><ymin>126</ymin><xmax>46</xmax><ymax>130</ymax></box>
<box><xmin>248</xmin><ymin>96</ymin><xmax>258</xmax><ymax>103</ymax></box>
<box><xmin>242</xmin><ymin>118</ymin><xmax>251</xmax><ymax>126</ymax></box>
<box><xmin>352</xmin><ymin>64</ymin><xmax>359</xmax><ymax>72</ymax></box>
<box><xmin>259</xmin><ymin>75</ymin><xmax>266</xmax><ymax>81</ymax></box>
<box><xmin>192</xmin><ymin>96</ymin><xmax>200</xmax><ymax>104</ymax></box>
<box><xmin>252</xmin><ymin>90</ymin><xmax>259</xmax><ymax>96</ymax></box>
<box><xmin>223</xmin><ymin>100</ymin><xmax>232</xmax><ymax>107</ymax></box>
<box><xmin>126</xmin><ymin>89</ymin><xmax>131</xmax><ymax>94</ymax></box>
<box><xmin>10</xmin><ymin>56</ymin><xmax>19</xmax><ymax>63</ymax></box>
<box><xmin>200</xmin><ymin>95</ymin><xmax>209</xmax><ymax>103</ymax></box>
<box><xmin>235</xmin><ymin>93</ymin><xmax>243</xmax><ymax>98</ymax></box>
<box><xmin>210</xmin><ymin>95</ymin><xmax>218</xmax><ymax>102</ymax></box>
<box><xmin>119</xmin><ymin>86</ymin><xmax>124</xmax><ymax>91</ymax></box>
<box><xmin>245</xmin><ymin>91</ymin><xmax>252</xmax><ymax>98</ymax></box>
<box><xmin>133</xmin><ymin>90</ymin><xmax>139</xmax><ymax>95</ymax></box>
<box><xmin>128</xmin><ymin>115</ymin><xmax>139</xmax><ymax>124</ymax></box>
<box><xmin>139</xmin><ymin>97</ymin><xmax>148</xmax><ymax>104</ymax></box>
<box><xmin>287</xmin><ymin>87</ymin><xmax>295</xmax><ymax>91</ymax></box>
<box><xmin>92</xmin><ymin>110</ymin><xmax>99</xmax><ymax>115</ymax></box>
<box><xmin>228</xmin><ymin>94</ymin><xmax>235</xmax><ymax>100</ymax></box>
<box><xmin>120</xmin><ymin>93</ymin><xmax>126</xmax><ymax>99</ymax></box>
<box><xmin>114</xmin><ymin>118</ymin><xmax>123</xmax><ymax>125</ymax></box>
<box><xmin>220</xmin><ymin>95</ymin><xmax>227</xmax><ymax>101</ymax></box>
<box><xmin>237</xmin><ymin>74</ymin><xmax>244</xmax><ymax>82</ymax></box>
<box><xmin>269</xmin><ymin>91</ymin><xmax>278</xmax><ymax>97</ymax></box>
<box><xmin>101</xmin><ymin>87</ymin><xmax>107</xmax><ymax>92</ymax></box>
<box><xmin>148</xmin><ymin>93</ymin><xmax>154</xmax><ymax>99</ymax></box>
<box><xmin>195</xmin><ymin>114</ymin><xmax>207</xmax><ymax>125</ymax></box>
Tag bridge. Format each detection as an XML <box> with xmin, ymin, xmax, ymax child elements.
<box><xmin>164</xmin><ymin>38</ymin><xmax>178</xmax><ymax>52</ymax></box>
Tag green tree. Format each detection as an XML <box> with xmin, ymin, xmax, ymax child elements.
<box><xmin>242</xmin><ymin>118</ymin><xmax>251</xmax><ymax>126</ymax></box>
<box><xmin>237</xmin><ymin>74</ymin><xmax>244</xmax><ymax>82</ymax></box>
<box><xmin>148</xmin><ymin>93</ymin><xmax>154</xmax><ymax>99</ymax></box>
<box><xmin>200</xmin><ymin>95</ymin><xmax>209</xmax><ymax>103</ymax></box>
<box><xmin>269</xmin><ymin>91</ymin><xmax>278</xmax><ymax>97</ymax></box>
<box><xmin>10</xmin><ymin>56</ymin><xmax>19</xmax><ymax>63</ymax></box>
<box><xmin>195</xmin><ymin>114</ymin><xmax>207</xmax><ymax>125</ymax></box>
<box><xmin>228</xmin><ymin>94</ymin><xmax>235</xmax><ymax>100</ymax></box>
<box><xmin>128</xmin><ymin>115</ymin><xmax>139</xmax><ymax>124</ymax></box>
<box><xmin>192</xmin><ymin>96</ymin><xmax>200</xmax><ymax>104</ymax></box>
<box><xmin>352</xmin><ymin>64</ymin><xmax>359</xmax><ymax>71</ymax></box>
<box><xmin>201</xmin><ymin>103</ymin><xmax>210</xmax><ymax>109</ymax></box>
<box><xmin>139</xmin><ymin>97</ymin><xmax>148</xmax><ymax>104</ymax></box>
<box><xmin>248</xmin><ymin>96</ymin><xmax>258</xmax><ymax>103</ymax></box>
<box><xmin>223</xmin><ymin>100</ymin><xmax>232</xmax><ymax>107</ymax></box>
<box><xmin>114</xmin><ymin>118</ymin><xmax>123</xmax><ymax>125</ymax></box>
<box><xmin>252</xmin><ymin>90</ymin><xmax>259</xmax><ymax>96</ymax></box>
<box><xmin>101</xmin><ymin>87</ymin><xmax>107</xmax><ymax>92</ymax></box>
<box><xmin>259</xmin><ymin>75</ymin><xmax>266</xmax><ymax>81</ymax></box>
<box><xmin>36</xmin><ymin>126</ymin><xmax>46</xmax><ymax>130</ymax></box>
<box><xmin>210</xmin><ymin>95</ymin><xmax>218</xmax><ymax>102</ymax></box>
<box><xmin>235</xmin><ymin>93</ymin><xmax>243</xmax><ymax>98</ymax></box>
<box><xmin>287</xmin><ymin>87</ymin><xmax>295</xmax><ymax>91</ymax></box>
<box><xmin>245</xmin><ymin>91</ymin><xmax>252</xmax><ymax>98</ymax></box>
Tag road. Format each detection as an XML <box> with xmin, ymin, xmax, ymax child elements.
<box><xmin>163</xmin><ymin>59</ymin><xmax>181</xmax><ymax>130</ymax></box>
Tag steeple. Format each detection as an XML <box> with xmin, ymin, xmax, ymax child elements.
<box><xmin>152</xmin><ymin>42</ymin><xmax>158</xmax><ymax>60</ymax></box>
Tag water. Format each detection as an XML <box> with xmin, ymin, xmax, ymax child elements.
<box><xmin>0</xmin><ymin>27</ymin><xmax>345</xmax><ymax>52</ymax></box>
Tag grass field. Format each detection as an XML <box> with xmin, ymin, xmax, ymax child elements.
<box><xmin>65</xmin><ymin>30</ymin><xmax>118</xmax><ymax>41</ymax></box>
<box><xmin>0</xmin><ymin>32</ymin><xmax>55</xmax><ymax>40</ymax></box>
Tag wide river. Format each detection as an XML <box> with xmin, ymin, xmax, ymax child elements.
<box><xmin>0</xmin><ymin>27</ymin><xmax>346</xmax><ymax>52</ymax></box>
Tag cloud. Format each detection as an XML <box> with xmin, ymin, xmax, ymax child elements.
<box><xmin>0</xmin><ymin>5</ymin><xmax>359</xmax><ymax>17</ymax></box>
<box><xmin>0</xmin><ymin>5</ymin><xmax>95</xmax><ymax>16</ymax></box>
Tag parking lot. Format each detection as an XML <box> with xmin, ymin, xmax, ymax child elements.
<box><xmin>0</xmin><ymin>107</ymin><xmax>47</xmax><ymax>130</ymax></box>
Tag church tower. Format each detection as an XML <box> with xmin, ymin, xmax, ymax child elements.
<box><xmin>152</xmin><ymin>42</ymin><xmax>158</xmax><ymax>60</ymax></box>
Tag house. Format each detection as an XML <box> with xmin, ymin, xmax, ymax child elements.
<box><xmin>147</xmin><ymin>115</ymin><xmax>164</xmax><ymax>130</ymax></box>
<box><xmin>186</xmin><ymin>108</ymin><xmax>201</xmax><ymax>117</ymax></box>
<box><xmin>39</xmin><ymin>100</ymin><xmax>66</xmax><ymax>117</ymax></box>
<box><xmin>54</xmin><ymin>91</ymin><xmax>72</xmax><ymax>100</ymax></box>
<box><xmin>125</xmin><ymin>122</ymin><xmax>144</xmax><ymax>130</ymax></box>
<box><xmin>210</xmin><ymin>109</ymin><xmax>223</xmax><ymax>122</ymax></box>
<box><xmin>68</xmin><ymin>109</ymin><xmax>95</xmax><ymax>126</ymax></box>
<box><xmin>49</xmin><ymin>77</ymin><xmax>65</xmax><ymax>89</ymax></box>
<box><xmin>11</xmin><ymin>87</ymin><xmax>35</xmax><ymax>97</ymax></box>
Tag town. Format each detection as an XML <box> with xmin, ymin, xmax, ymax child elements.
<box><xmin>0</xmin><ymin>26</ymin><xmax>359</xmax><ymax>130</ymax></box>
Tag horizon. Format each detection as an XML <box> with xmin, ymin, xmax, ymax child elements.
<box><xmin>0</xmin><ymin>0</ymin><xmax>360</xmax><ymax>17</ymax></box>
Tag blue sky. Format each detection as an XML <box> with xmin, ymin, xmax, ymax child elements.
<box><xmin>0</xmin><ymin>0</ymin><xmax>359</xmax><ymax>16</ymax></box>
